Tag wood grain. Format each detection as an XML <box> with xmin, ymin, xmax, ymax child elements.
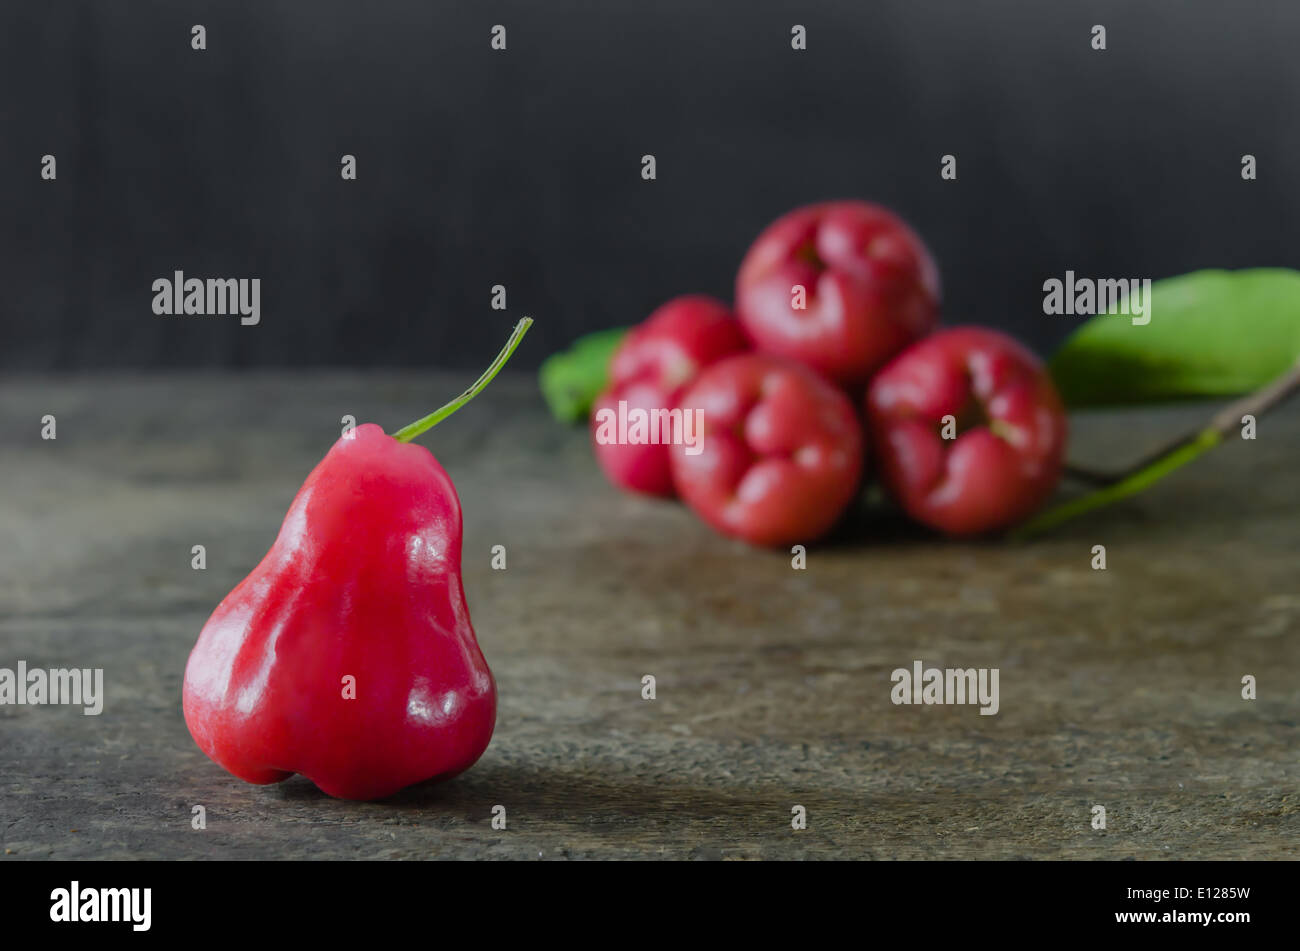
<box><xmin>0</xmin><ymin>373</ymin><xmax>1295</xmax><ymax>859</ymax></box>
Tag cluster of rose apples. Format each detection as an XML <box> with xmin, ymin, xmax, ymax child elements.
<box><xmin>591</xmin><ymin>201</ymin><xmax>1068</xmax><ymax>546</ymax></box>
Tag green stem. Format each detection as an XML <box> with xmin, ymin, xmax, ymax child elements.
<box><xmin>391</xmin><ymin>317</ymin><xmax>533</xmax><ymax>443</ymax></box>
<box><xmin>1014</xmin><ymin>358</ymin><xmax>1300</xmax><ymax>540</ymax></box>
<box><xmin>1011</xmin><ymin>429</ymin><xmax>1222</xmax><ymax>540</ymax></box>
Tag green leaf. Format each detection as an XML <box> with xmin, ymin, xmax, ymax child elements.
<box><xmin>1049</xmin><ymin>268</ymin><xmax>1300</xmax><ymax>407</ymax></box>
<box><xmin>538</xmin><ymin>327</ymin><xmax>629</xmax><ymax>423</ymax></box>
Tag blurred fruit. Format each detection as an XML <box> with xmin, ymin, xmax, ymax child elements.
<box><xmin>866</xmin><ymin>327</ymin><xmax>1067</xmax><ymax>536</ymax></box>
<box><xmin>670</xmin><ymin>353</ymin><xmax>864</xmax><ymax>546</ymax></box>
<box><xmin>736</xmin><ymin>200</ymin><xmax>940</xmax><ymax>387</ymax></box>
<box><xmin>591</xmin><ymin>295</ymin><xmax>747</xmax><ymax>496</ymax></box>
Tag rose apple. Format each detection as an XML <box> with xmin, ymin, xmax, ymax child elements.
<box><xmin>866</xmin><ymin>327</ymin><xmax>1067</xmax><ymax>536</ymax></box>
<box><xmin>670</xmin><ymin>353</ymin><xmax>864</xmax><ymax>546</ymax></box>
<box><xmin>735</xmin><ymin>201</ymin><xmax>940</xmax><ymax>387</ymax></box>
<box><xmin>591</xmin><ymin>295</ymin><xmax>747</xmax><ymax>496</ymax></box>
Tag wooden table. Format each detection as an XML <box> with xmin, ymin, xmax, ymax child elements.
<box><xmin>1</xmin><ymin>372</ymin><xmax>1295</xmax><ymax>859</ymax></box>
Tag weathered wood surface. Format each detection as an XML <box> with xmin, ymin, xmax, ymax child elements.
<box><xmin>0</xmin><ymin>373</ymin><xmax>1295</xmax><ymax>859</ymax></box>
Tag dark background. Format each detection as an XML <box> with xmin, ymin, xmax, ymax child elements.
<box><xmin>3</xmin><ymin>0</ymin><xmax>1297</xmax><ymax>371</ymax></box>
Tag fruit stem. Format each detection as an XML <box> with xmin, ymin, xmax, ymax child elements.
<box><xmin>1011</xmin><ymin>429</ymin><xmax>1221</xmax><ymax>539</ymax></box>
<box><xmin>391</xmin><ymin>317</ymin><xmax>533</xmax><ymax>443</ymax></box>
<box><xmin>1013</xmin><ymin>357</ymin><xmax>1300</xmax><ymax>539</ymax></box>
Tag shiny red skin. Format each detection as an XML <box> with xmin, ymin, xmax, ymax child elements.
<box><xmin>866</xmin><ymin>327</ymin><xmax>1068</xmax><ymax>536</ymax></box>
<box><xmin>735</xmin><ymin>201</ymin><xmax>940</xmax><ymax>387</ymax></box>
<box><xmin>670</xmin><ymin>353</ymin><xmax>864</xmax><ymax>547</ymax></box>
<box><xmin>591</xmin><ymin>295</ymin><xmax>748</xmax><ymax>496</ymax></box>
<box><xmin>182</xmin><ymin>423</ymin><xmax>495</xmax><ymax>801</ymax></box>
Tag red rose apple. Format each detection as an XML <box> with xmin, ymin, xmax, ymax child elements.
<box><xmin>670</xmin><ymin>353</ymin><xmax>864</xmax><ymax>546</ymax></box>
<box><xmin>866</xmin><ymin>327</ymin><xmax>1067</xmax><ymax>536</ymax></box>
<box><xmin>592</xmin><ymin>295</ymin><xmax>748</xmax><ymax>496</ymax></box>
<box><xmin>735</xmin><ymin>201</ymin><xmax>940</xmax><ymax>387</ymax></box>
